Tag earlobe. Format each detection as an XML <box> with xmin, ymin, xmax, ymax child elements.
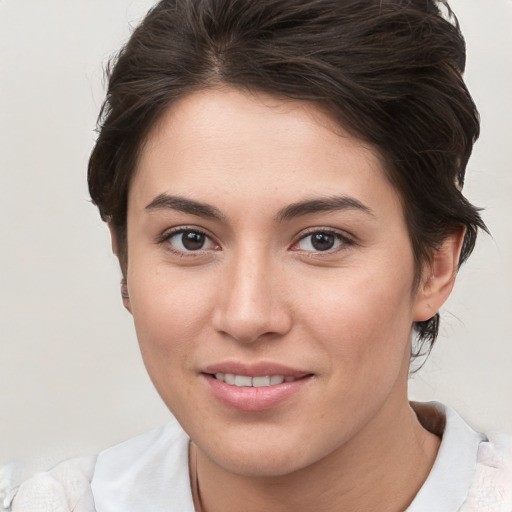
<box><xmin>413</xmin><ymin>230</ymin><xmax>465</xmax><ymax>322</ymax></box>
<box><xmin>108</xmin><ymin>222</ymin><xmax>133</xmax><ymax>314</ymax></box>
<box><xmin>108</xmin><ymin>221</ymin><xmax>119</xmax><ymax>256</ymax></box>
<box><xmin>121</xmin><ymin>277</ymin><xmax>132</xmax><ymax>314</ymax></box>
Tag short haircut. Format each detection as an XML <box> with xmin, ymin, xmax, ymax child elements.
<box><xmin>88</xmin><ymin>0</ymin><xmax>487</xmax><ymax>357</ymax></box>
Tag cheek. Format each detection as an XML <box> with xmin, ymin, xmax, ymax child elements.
<box><xmin>127</xmin><ymin>263</ymin><xmax>215</xmax><ymax>364</ymax></box>
<box><xmin>126</xmin><ymin>266</ymin><xmax>220</xmax><ymax>416</ymax></box>
<box><xmin>295</xmin><ymin>261</ymin><xmax>416</xmax><ymax>375</ymax></box>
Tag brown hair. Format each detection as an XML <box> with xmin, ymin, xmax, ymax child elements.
<box><xmin>88</xmin><ymin>0</ymin><xmax>487</xmax><ymax>356</ymax></box>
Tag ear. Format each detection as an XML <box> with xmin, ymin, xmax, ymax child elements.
<box><xmin>108</xmin><ymin>221</ymin><xmax>119</xmax><ymax>256</ymax></box>
<box><xmin>108</xmin><ymin>222</ymin><xmax>132</xmax><ymax>314</ymax></box>
<box><xmin>120</xmin><ymin>277</ymin><xmax>132</xmax><ymax>314</ymax></box>
<box><xmin>413</xmin><ymin>230</ymin><xmax>465</xmax><ymax>322</ymax></box>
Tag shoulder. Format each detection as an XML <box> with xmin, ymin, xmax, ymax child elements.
<box><xmin>1</xmin><ymin>455</ymin><xmax>97</xmax><ymax>512</ymax></box>
<box><xmin>461</xmin><ymin>431</ymin><xmax>512</xmax><ymax>512</ymax></box>
<box><xmin>0</xmin><ymin>419</ymin><xmax>191</xmax><ymax>512</ymax></box>
<box><xmin>95</xmin><ymin>417</ymin><xmax>188</xmax><ymax>473</ymax></box>
<box><xmin>92</xmin><ymin>419</ymin><xmax>194</xmax><ymax>512</ymax></box>
<box><xmin>408</xmin><ymin>402</ymin><xmax>512</xmax><ymax>512</ymax></box>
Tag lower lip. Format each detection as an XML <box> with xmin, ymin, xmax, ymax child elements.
<box><xmin>203</xmin><ymin>374</ymin><xmax>312</xmax><ymax>412</ymax></box>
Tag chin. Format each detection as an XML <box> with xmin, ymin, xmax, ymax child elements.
<box><xmin>195</xmin><ymin>426</ymin><xmax>331</xmax><ymax>478</ymax></box>
<box><xmin>212</xmin><ymin>449</ymin><xmax>309</xmax><ymax>478</ymax></box>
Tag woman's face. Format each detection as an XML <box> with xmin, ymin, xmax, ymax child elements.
<box><xmin>125</xmin><ymin>87</ymin><xmax>426</xmax><ymax>477</ymax></box>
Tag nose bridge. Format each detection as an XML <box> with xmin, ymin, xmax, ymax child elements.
<box><xmin>213</xmin><ymin>244</ymin><xmax>290</xmax><ymax>343</ymax></box>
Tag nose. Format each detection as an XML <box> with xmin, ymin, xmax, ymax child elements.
<box><xmin>212</xmin><ymin>251</ymin><xmax>292</xmax><ymax>344</ymax></box>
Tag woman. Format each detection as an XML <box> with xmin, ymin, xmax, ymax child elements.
<box><xmin>3</xmin><ymin>0</ymin><xmax>511</xmax><ymax>510</ymax></box>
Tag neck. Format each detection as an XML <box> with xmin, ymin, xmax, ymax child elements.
<box><xmin>191</xmin><ymin>395</ymin><xmax>440</xmax><ymax>512</ymax></box>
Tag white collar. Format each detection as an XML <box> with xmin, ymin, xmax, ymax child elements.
<box><xmin>91</xmin><ymin>403</ymin><xmax>485</xmax><ymax>512</ymax></box>
<box><xmin>91</xmin><ymin>417</ymin><xmax>195</xmax><ymax>512</ymax></box>
<box><xmin>406</xmin><ymin>402</ymin><xmax>486</xmax><ymax>512</ymax></box>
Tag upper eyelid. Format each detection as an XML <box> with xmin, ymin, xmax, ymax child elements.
<box><xmin>290</xmin><ymin>228</ymin><xmax>355</xmax><ymax>253</ymax></box>
<box><xmin>294</xmin><ymin>227</ymin><xmax>354</xmax><ymax>242</ymax></box>
<box><xmin>157</xmin><ymin>225</ymin><xmax>354</xmax><ymax>249</ymax></box>
<box><xmin>157</xmin><ymin>226</ymin><xmax>218</xmax><ymax>251</ymax></box>
<box><xmin>159</xmin><ymin>227</ymin><xmax>220</xmax><ymax>256</ymax></box>
<box><xmin>160</xmin><ymin>225</ymin><xmax>213</xmax><ymax>241</ymax></box>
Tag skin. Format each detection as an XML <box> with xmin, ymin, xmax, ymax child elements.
<box><xmin>119</xmin><ymin>87</ymin><xmax>463</xmax><ymax>512</ymax></box>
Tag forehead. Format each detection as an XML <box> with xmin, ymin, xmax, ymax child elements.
<box><xmin>130</xmin><ymin>87</ymin><xmax>402</xmax><ymax>220</ymax></box>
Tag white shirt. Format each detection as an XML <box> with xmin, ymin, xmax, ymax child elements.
<box><xmin>3</xmin><ymin>402</ymin><xmax>512</xmax><ymax>511</ymax></box>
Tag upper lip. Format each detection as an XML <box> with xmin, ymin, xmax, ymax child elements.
<box><xmin>202</xmin><ymin>361</ymin><xmax>312</xmax><ymax>378</ymax></box>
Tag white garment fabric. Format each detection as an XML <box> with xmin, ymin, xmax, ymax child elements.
<box><xmin>1</xmin><ymin>456</ymin><xmax>96</xmax><ymax>512</ymax></box>
<box><xmin>2</xmin><ymin>402</ymin><xmax>511</xmax><ymax>511</ymax></box>
<box><xmin>406</xmin><ymin>404</ymin><xmax>512</xmax><ymax>512</ymax></box>
<box><xmin>91</xmin><ymin>417</ymin><xmax>193</xmax><ymax>512</ymax></box>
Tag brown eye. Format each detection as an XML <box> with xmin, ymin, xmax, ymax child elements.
<box><xmin>310</xmin><ymin>233</ymin><xmax>335</xmax><ymax>251</ymax></box>
<box><xmin>166</xmin><ymin>229</ymin><xmax>217</xmax><ymax>253</ymax></box>
<box><xmin>295</xmin><ymin>230</ymin><xmax>349</xmax><ymax>253</ymax></box>
<box><xmin>181</xmin><ymin>231</ymin><xmax>206</xmax><ymax>250</ymax></box>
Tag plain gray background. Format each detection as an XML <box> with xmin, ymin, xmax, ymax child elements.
<box><xmin>1</xmin><ymin>0</ymin><xmax>511</xmax><ymax>471</ymax></box>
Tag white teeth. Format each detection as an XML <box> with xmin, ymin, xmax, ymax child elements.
<box><xmin>235</xmin><ymin>375</ymin><xmax>252</xmax><ymax>387</ymax></box>
<box><xmin>252</xmin><ymin>376</ymin><xmax>271</xmax><ymax>387</ymax></box>
<box><xmin>213</xmin><ymin>373</ymin><xmax>296</xmax><ymax>387</ymax></box>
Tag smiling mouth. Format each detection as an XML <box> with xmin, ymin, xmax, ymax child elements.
<box><xmin>210</xmin><ymin>373</ymin><xmax>310</xmax><ymax>387</ymax></box>
<box><xmin>204</xmin><ymin>370</ymin><xmax>313</xmax><ymax>411</ymax></box>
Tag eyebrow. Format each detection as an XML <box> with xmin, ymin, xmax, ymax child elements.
<box><xmin>144</xmin><ymin>193</ymin><xmax>373</xmax><ymax>222</ymax></box>
<box><xmin>145</xmin><ymin>194</ymin><xmax>225</xmax><ymax>220</ymax></box>
<box><xmin>275</xmin><ymin>196</ymin><xmax>374</xmax><ymax>222</ymax></box>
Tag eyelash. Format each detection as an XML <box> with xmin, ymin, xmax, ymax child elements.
<box><xmin>157</xmin><ymin>227</ymin><xmax>354</xmax><ymax>257</ymax></box>
<box><xmin>291</xmin><ymin>228</ymin><xmax>354</xmax><ymax>255</ymax></box>
<box><xmin>158</xmin><ymin>226</ymin><xmax>219</xmax><ymax>257</ymax></box>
